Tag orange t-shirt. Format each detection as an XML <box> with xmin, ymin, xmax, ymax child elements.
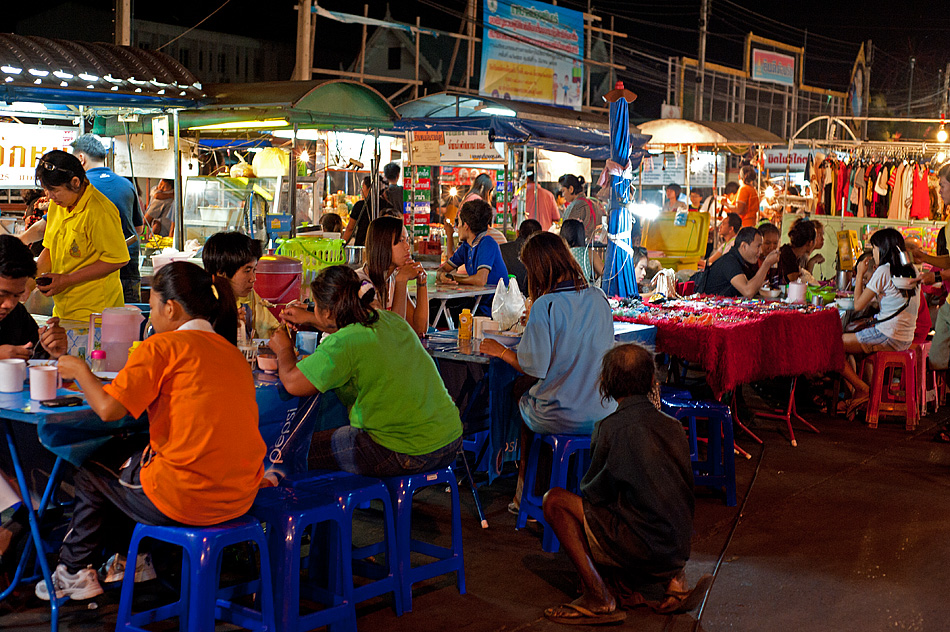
<box><xmin>103</xmin><ymin>329</ymin><xmax>265</xmax><ymax>525</ymax></box>
<box><xmin>735</xmin><ymin>184</ymin><xmax>760</xmax><ymax>227</ymax></box>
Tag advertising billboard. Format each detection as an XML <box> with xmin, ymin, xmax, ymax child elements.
<box><xmin>479</xmin><ymin>0</ymin><xmax>585</xmax><ymax>110</ymax></box>
<box><xmin>0</xmin><ymin>123</ymin><xmax>76</xmax><ymax>189</ymax></box>
<box><xmin>751</xmin><ymin>49</ymin><xmax>796</xmax><ymax>87</ymax></box>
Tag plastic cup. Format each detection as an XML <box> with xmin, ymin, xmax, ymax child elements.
<box><xmin>29</xmin><ymin>366</ymin><xmax>60</xmax><ymax>401</ymax></box>
<box><xmin>0</xmin><ymin>359</ymin><xmax>26</xmax><ymax>393</ymax></box>
<box><xmin>296</xmin><ymin>331</ymin><xmax>318</xmax><ymax>355</ymax></box>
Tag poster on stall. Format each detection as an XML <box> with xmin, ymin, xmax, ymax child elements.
<box><xmin>479</xmin><ymin>0</ymin><xmax>585</xmax><ymax>110</ymax></box>
<box><xmin>113</xmin><ymin>134</ymin><xmax>199</xmax><ymax>179</ymax></box>
<box><xmin>638</xmin><ymin>153</ymin><xmax>725</xmax><ymax>188</ymax></box>
<box><xmin>0</xmin><ymin>123</ymin><xmax>77</xmax><ymax>189</ymax></box>
<box><xmin>409</xmin><ymin>131</ymin><xmax>504</xmax><ymax>164</ymax></box>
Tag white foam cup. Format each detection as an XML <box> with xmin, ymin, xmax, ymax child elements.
<box><xmin>29</xmin><ymin>366</ymin><xmax>60</xmax><ymax>401</ymax></box>
<box><xmin>0</xmin><ymin>359</ymin><xmax>26</xmax><ymax>393</ymax></box>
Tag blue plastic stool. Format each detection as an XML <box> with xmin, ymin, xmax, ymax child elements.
<box><xmin>252</xmin><ymin>487</ymin><xmax>356</xmax><ymax>632</ymax></box>
<box><xmin>461</xmin><ymin>430</ymin><xmax>491</xmax><ymax>473</ymax></box>
<box><xmin>294</xmin><ymin>474</ymin><xmax>403</xmax><ymax>615</ymax></box>
<box><xmin>115</xmin><ymin>515</ymin><xmax>276</xmax><ymax>632</ymax></box>
<box><xmin>381</xmin><ymin>467</ymin><xmax>465</xmax><ymax>612</ymax></box>
<box><xmin>661</xmin><ymin>398</ymin><xmax>737</xmax><ymax>506</ymax></box>
<box><xmin>516</xmin><ymin>433</ymin><xmax>591</xmax><ymax>553</ymax></box>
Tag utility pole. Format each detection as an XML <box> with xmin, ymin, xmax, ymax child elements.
<box><xmin>694</xmin><ymin>0</ymin><xmax>709</xmax><ymax>121</ymax></box>
<box><xmin>944</xmin><ymin>61</ymin><xmax>950</xmax><ymax>116</ymax></box>
<box><xmin>114</xmin><ymin>0</ymin><xmax>131</xmax><ymax>46</ymax></box>
<box><xmin>908</xmin><ymin>56</ymin><xmax>915</xmax><ymax>115</ymax></box>
<box><xmin>293</xmin><ymin>0</ymin><xmax>313</xmax><ymax>80</ymax></box>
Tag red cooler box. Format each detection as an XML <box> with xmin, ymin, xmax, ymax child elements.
<box><xmin>256</xmin><ymin>255</ymin><xmax>303</xmax><ymax>318</ymax></box>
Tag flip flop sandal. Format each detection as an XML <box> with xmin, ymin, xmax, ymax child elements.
<box><xmin>655</xmin><ymin>574</ymin><xmax>714</xmax><ymax>614</ymax></box>
<box><xmin>845</xmin><ymin>394</ymin><xmax>870</xmax><ymax>421</ymax></box>
<box><xmin>932</xmin><ymin>430</ymin><xmax>950</xmax><ymax>443</ymax></box>
<box><xmin>544</xmin><ymin>602</ymin><xmax>627</xmax><ymax>626</ymax></box>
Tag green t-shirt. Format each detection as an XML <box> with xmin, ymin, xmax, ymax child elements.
<box><xmin>297</xmin><ymin>310</ymin><xmax>462</xmax><ymax>455</ymax></box>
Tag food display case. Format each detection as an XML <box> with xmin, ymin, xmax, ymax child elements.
<box><xmin>183</xmin><ymin>176</ymin><xmax>296</xmax><ymax>244</ymax></box>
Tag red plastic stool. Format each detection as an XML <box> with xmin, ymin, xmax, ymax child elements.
<box><xmin>912</xmin><ymin>342</ymin><xmax>936</xmax><ymax>416</ymax></box>
<box><xmin>861</xmin><ymin>350</ymin><xmax>918</xmax><ymax>430</ymax></box>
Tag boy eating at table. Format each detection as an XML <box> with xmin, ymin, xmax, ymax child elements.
<box><xmin>435</xmin><ymin>199</ymin><xmax>508</xmax><ymax>315</ymax></box>
<box><xmin>202</xmin><ymin>231</ymin><xmax>279</xmax><ymax>340</ymax></box>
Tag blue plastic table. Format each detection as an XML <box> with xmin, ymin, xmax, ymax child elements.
<box><xmin>422</xmin><ymin>322</ymin><xmax>657</xmax><ymax>482</ymax></box>
<box><xmin>0</xmin><ymin>375</ymin><xmax>301</xmax><ymax>631</ymax></box>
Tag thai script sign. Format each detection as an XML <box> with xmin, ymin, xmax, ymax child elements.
<box><xmin>479</xmin><ymin>0</ymin><xmax>585</xmax><ymax>110</ymax></box>
<box><xmin>0</xmin><ymin>123</ymin><xmax>76</xmax><ymax>188</ymax></box>
<box><xmin>751</xmin><ymin>49</ymin><xmax>796</xmax><ymax>87</ymax></box>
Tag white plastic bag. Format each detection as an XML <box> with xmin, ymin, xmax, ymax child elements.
<box><xmin>491</xmin><ymin>277</ymin><xmax>526</xmax><ymax>331</ymax></box>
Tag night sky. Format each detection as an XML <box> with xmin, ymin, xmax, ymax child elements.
<box><xmin>4</xmin><ymin>0</ymin><xmax>946</xmax><ymax>118</ymax></box>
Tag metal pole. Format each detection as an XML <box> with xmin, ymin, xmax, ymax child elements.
<box><xmin>360</xmin><ymin>4</ymin><xmax>368</xmax><ymax>83</ymax></box>
<box><xmin>503</xmin><ymin>149</ymin><xmax>509</xmax><ymax>235</ymax></box>
<box><xmin>695</xmin><ymin>0</ymin><xmax>709</xmax><ymax>121</ymax></box>
<box><xmin>290</xmin><ymin>123</ymin><xmax>298</xmax><ymax>239</ymax></box>
<box><xmin>172</xmin><ymin>109</ymin><xmax>184</xmax><ymax>251</ymax></box>
<box><xmin>908</xmin><ymin>57</ymin><xmax>916</xmax><ymax>116</ymax></box>
<box><xmin>414</xmin><ymin>16</ymin><xmax>421</xmax><ymax>100</ymax></box>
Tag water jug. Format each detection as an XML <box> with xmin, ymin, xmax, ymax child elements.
<box><xmin>100</xmin><ymin>307</ymin><xmax>144</xmax><ymax>372</ymax></box>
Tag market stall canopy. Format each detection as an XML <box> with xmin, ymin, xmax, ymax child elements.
<box><xmin>95</xmin><ymin>79</ymin><xmax>399</xmax><ymax>135</ymax></box>
<box><xmin>395</xmin><ymin>92</ymin><xmax>651</xmax><ymax>162</ymax></box>
<box><xmin>0</xmin><ymin>33</ymin><xmax>203</xmax><ymax>108</ymax></box>
<box><xmin>397</xmin><ymin>91</ymin><xmax>611</xmax><ymax>130</ymax></box>
<box><xmin>637</xmin><ymin>119</ymin><xmax>785</xmax><ymax>147</ymax></box>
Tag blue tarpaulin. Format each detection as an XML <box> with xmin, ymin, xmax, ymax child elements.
<box><xmin>601</xmin><ymin>87</ymin><xmax>640</xmax><ymax>298</ymax></box>
<box><xmin>394</xmin><ymin>116</ymin><xmax>650</xmax><ymax>162</ymax></box>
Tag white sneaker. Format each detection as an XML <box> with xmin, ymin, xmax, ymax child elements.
<box><xmin>100</xmin><ymin>552</ymin><xmax>157</xmax><ymax>584</ymax></box>
<box><xmin>35</xmin><ymin>564</ymin><xmax>104</xmax><ymax>601</ymax></box>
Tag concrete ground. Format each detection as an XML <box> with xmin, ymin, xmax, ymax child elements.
<box><xmin>2</xmin><ymin>398</ymin><xmax>949</xmax><ymax>632</ymax></box>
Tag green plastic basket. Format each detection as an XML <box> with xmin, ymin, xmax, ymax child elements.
<box><xmin>276</xmin><ymin>237</ymin><xmax>346</xmax><ymax>284</ymax></box>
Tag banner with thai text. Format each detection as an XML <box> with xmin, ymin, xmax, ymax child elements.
<box><xmin>479</xmin><ymin>0</ymin><xmax>585</xmax><ymax>110</ymax></box>
<box><xmin>0</xmin><ymin>123</ymin><xmax>77</xmax><ymax>189</ymax></box>
<box><xmin>410</xmin><ymin>131</ymin><xmax>504</xmax><ymax>164</ymax></box>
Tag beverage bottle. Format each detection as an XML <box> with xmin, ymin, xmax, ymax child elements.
<box><xmin>458</xmin><ymin>309</ymin><xmax>473</xmax><ymax>340</ymax></box>
<box><xmin>90</xmin><ymin>349</ymin><xmax>106</xmax><ymax>373</ymax></box>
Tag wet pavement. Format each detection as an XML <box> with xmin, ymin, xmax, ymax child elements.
<box><xmin>2</xmin><ymin>397</ymin><xmax>949</xmax><ymax>632</ymax></box>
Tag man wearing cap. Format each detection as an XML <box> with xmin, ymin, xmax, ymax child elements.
<box><xmin>70</xmin><ymin>134</ymin><xmax>144</xmax><ymax>303</ymax></box>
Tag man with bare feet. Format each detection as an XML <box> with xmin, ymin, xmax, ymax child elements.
<box><xmin>541</xmin><ymin>343</ymin><xmax>712</xmax><ymax>625</ymax></box>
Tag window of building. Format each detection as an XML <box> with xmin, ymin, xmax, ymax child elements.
<box><xmin>388</xmin><ymin>47</ymin><xmax>401</xmax><ymax>71</ymax></box>
<box><xmin>198</xmin><ymin>50</ymin><xmax>204</xmax><ymax>71</ymax></box>
<box><xmin>139</xmin><ymin>41</ymin><xmax>150</xmax><ymax>50</ymax></box>
<box><xmin>180</xmin><ymin>48</ymin><xmax>190</xmax><ymax>67</ymax></box>
<box><xmin>219</xmin><ymin>53</ymin><xmax>226</xmax><ymax>74</ymax></box>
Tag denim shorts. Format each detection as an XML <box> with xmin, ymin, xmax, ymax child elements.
<box><xmin>855</xmin><ymin>326</ymin><xmax>912</xmax><ymax>354</ymax></box>
<box><xmin>317</xmin><ymin>425</ymin><xmax>461</xmax><ymax>477</ymax></box>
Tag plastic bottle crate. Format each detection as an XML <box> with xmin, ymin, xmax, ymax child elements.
<box><xmin>276</xmin><ymin>237</ymin><xmax>346</xmax><ymax>285</ymax></box>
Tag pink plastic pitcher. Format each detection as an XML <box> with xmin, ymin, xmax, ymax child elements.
<box><xmin>100</xmin><ymin>307</ymin><xmax>144</xmax><ymax>372</ymax></box>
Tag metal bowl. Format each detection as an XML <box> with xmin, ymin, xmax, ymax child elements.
<box><xmin>345</xmin><ymin>246</ymin><xmax>365</xmax><ymax>265</ymax></box>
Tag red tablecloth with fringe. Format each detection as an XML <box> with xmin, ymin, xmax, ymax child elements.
<box><xmin>618</xmin><ymin>306</ymin><xmax>845</xmax><ymax>397</ymax></box>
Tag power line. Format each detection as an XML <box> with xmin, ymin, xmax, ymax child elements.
<box><xmin>156</xmin><ymin>0</ymin><xmax>233</xmax><ymax>51</ymax></box>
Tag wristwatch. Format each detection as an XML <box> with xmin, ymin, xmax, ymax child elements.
<box><xmin>935</xmin><ymin>270</ymin><xmax>943</xmax><ymax>284</ymax></box>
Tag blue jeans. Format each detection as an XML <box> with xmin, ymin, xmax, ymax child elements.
<box><xmin>308</xmin><ymin>426</ymin><xmax>461</xmax><ymax>477</ymax></box>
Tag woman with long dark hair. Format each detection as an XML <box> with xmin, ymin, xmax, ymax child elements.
<box><xmin>40</xmin><ymin>262</ymin><xmax>263</xmax><ymax>600</ymax></box>
<box><xmin>842</xmin><ymin>228</ymin><xmax>920</xmax><ymax>416</ymax></box>
<box><xmin>33</xmin><ymin>150</ymin><xmax>129</xmax><ymax>320</ymax></box>
<box><xmin>480</xmin><ymin>231</ymin><xmax>617</xmax><ymax>511</ymax></box>
<box><xmin>272</xmin><ymin>265</ymin><xmax>461</xmax><ymax>477</ymax></box>
<box><xmin>359</xmin><ymin>216</ymin><xmax>429</xmax><ymax>335</ymax></box>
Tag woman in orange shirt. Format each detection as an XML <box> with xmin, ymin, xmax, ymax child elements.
<box><xmin>733</xmin><ymin>165</ymin><xmax>760</xmax><ymax>227</ymax></box>
<box><xmin>37</xmin><ymin>262</ymin><xmax>265</xmax><ymax>601</ymax></box>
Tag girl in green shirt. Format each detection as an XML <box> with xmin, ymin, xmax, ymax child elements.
<box><xmin>270</xmin><ymin>266</ymin><xmax>462</xmax><ymax>476</ymax></box>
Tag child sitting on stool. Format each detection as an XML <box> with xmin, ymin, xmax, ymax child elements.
<box><xmin>541</xmin><ymin>343</ymin><xmax>711</xmax><ymax>625</ymax></box>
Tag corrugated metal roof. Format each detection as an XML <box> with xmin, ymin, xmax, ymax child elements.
<box><xmin>0</xmin><ymin>33</ymin><xmax>204</xmax><ymax>106</ymax></box>
<box><xmin>397</xmin><ymin>91</ymin><xmax>611</xmax><ymax>131</ymax></box>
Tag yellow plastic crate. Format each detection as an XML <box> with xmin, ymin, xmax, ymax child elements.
<box><xmin>642</xmin><ymin>211</ymin><xmax>710</xmax><ymax>271</ymax></box>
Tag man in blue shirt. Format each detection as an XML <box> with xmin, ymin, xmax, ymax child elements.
<box><xmin>436</xmin><ymin>199</ymin><xmax>508</xmax><ymax>315</ymax></box>
<box><xmin>71</xmin><ymin>134</ymin><xmax>144</xmax><ymax>303</ymax></box>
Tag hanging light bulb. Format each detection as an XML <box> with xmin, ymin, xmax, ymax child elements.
<box><xmin>299</xmin><ymin>150</ymin><xmax>310</xmax><ymax>164</ymax></box>
<box><xmin>938</xmin><ymin>124</ymin><xmax>948</xmax><ymax>144</ymax></box>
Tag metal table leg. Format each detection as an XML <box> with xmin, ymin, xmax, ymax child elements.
<box><xmin>1</xmin><ymin>420</ymin><xmax>65</xmax><ymax>631</ymax></box>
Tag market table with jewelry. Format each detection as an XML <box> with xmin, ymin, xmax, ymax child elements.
<box><xmin>612</xmin><ymin>296</ymin><xmax>846</xmax><ymax>398</ymax></box>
